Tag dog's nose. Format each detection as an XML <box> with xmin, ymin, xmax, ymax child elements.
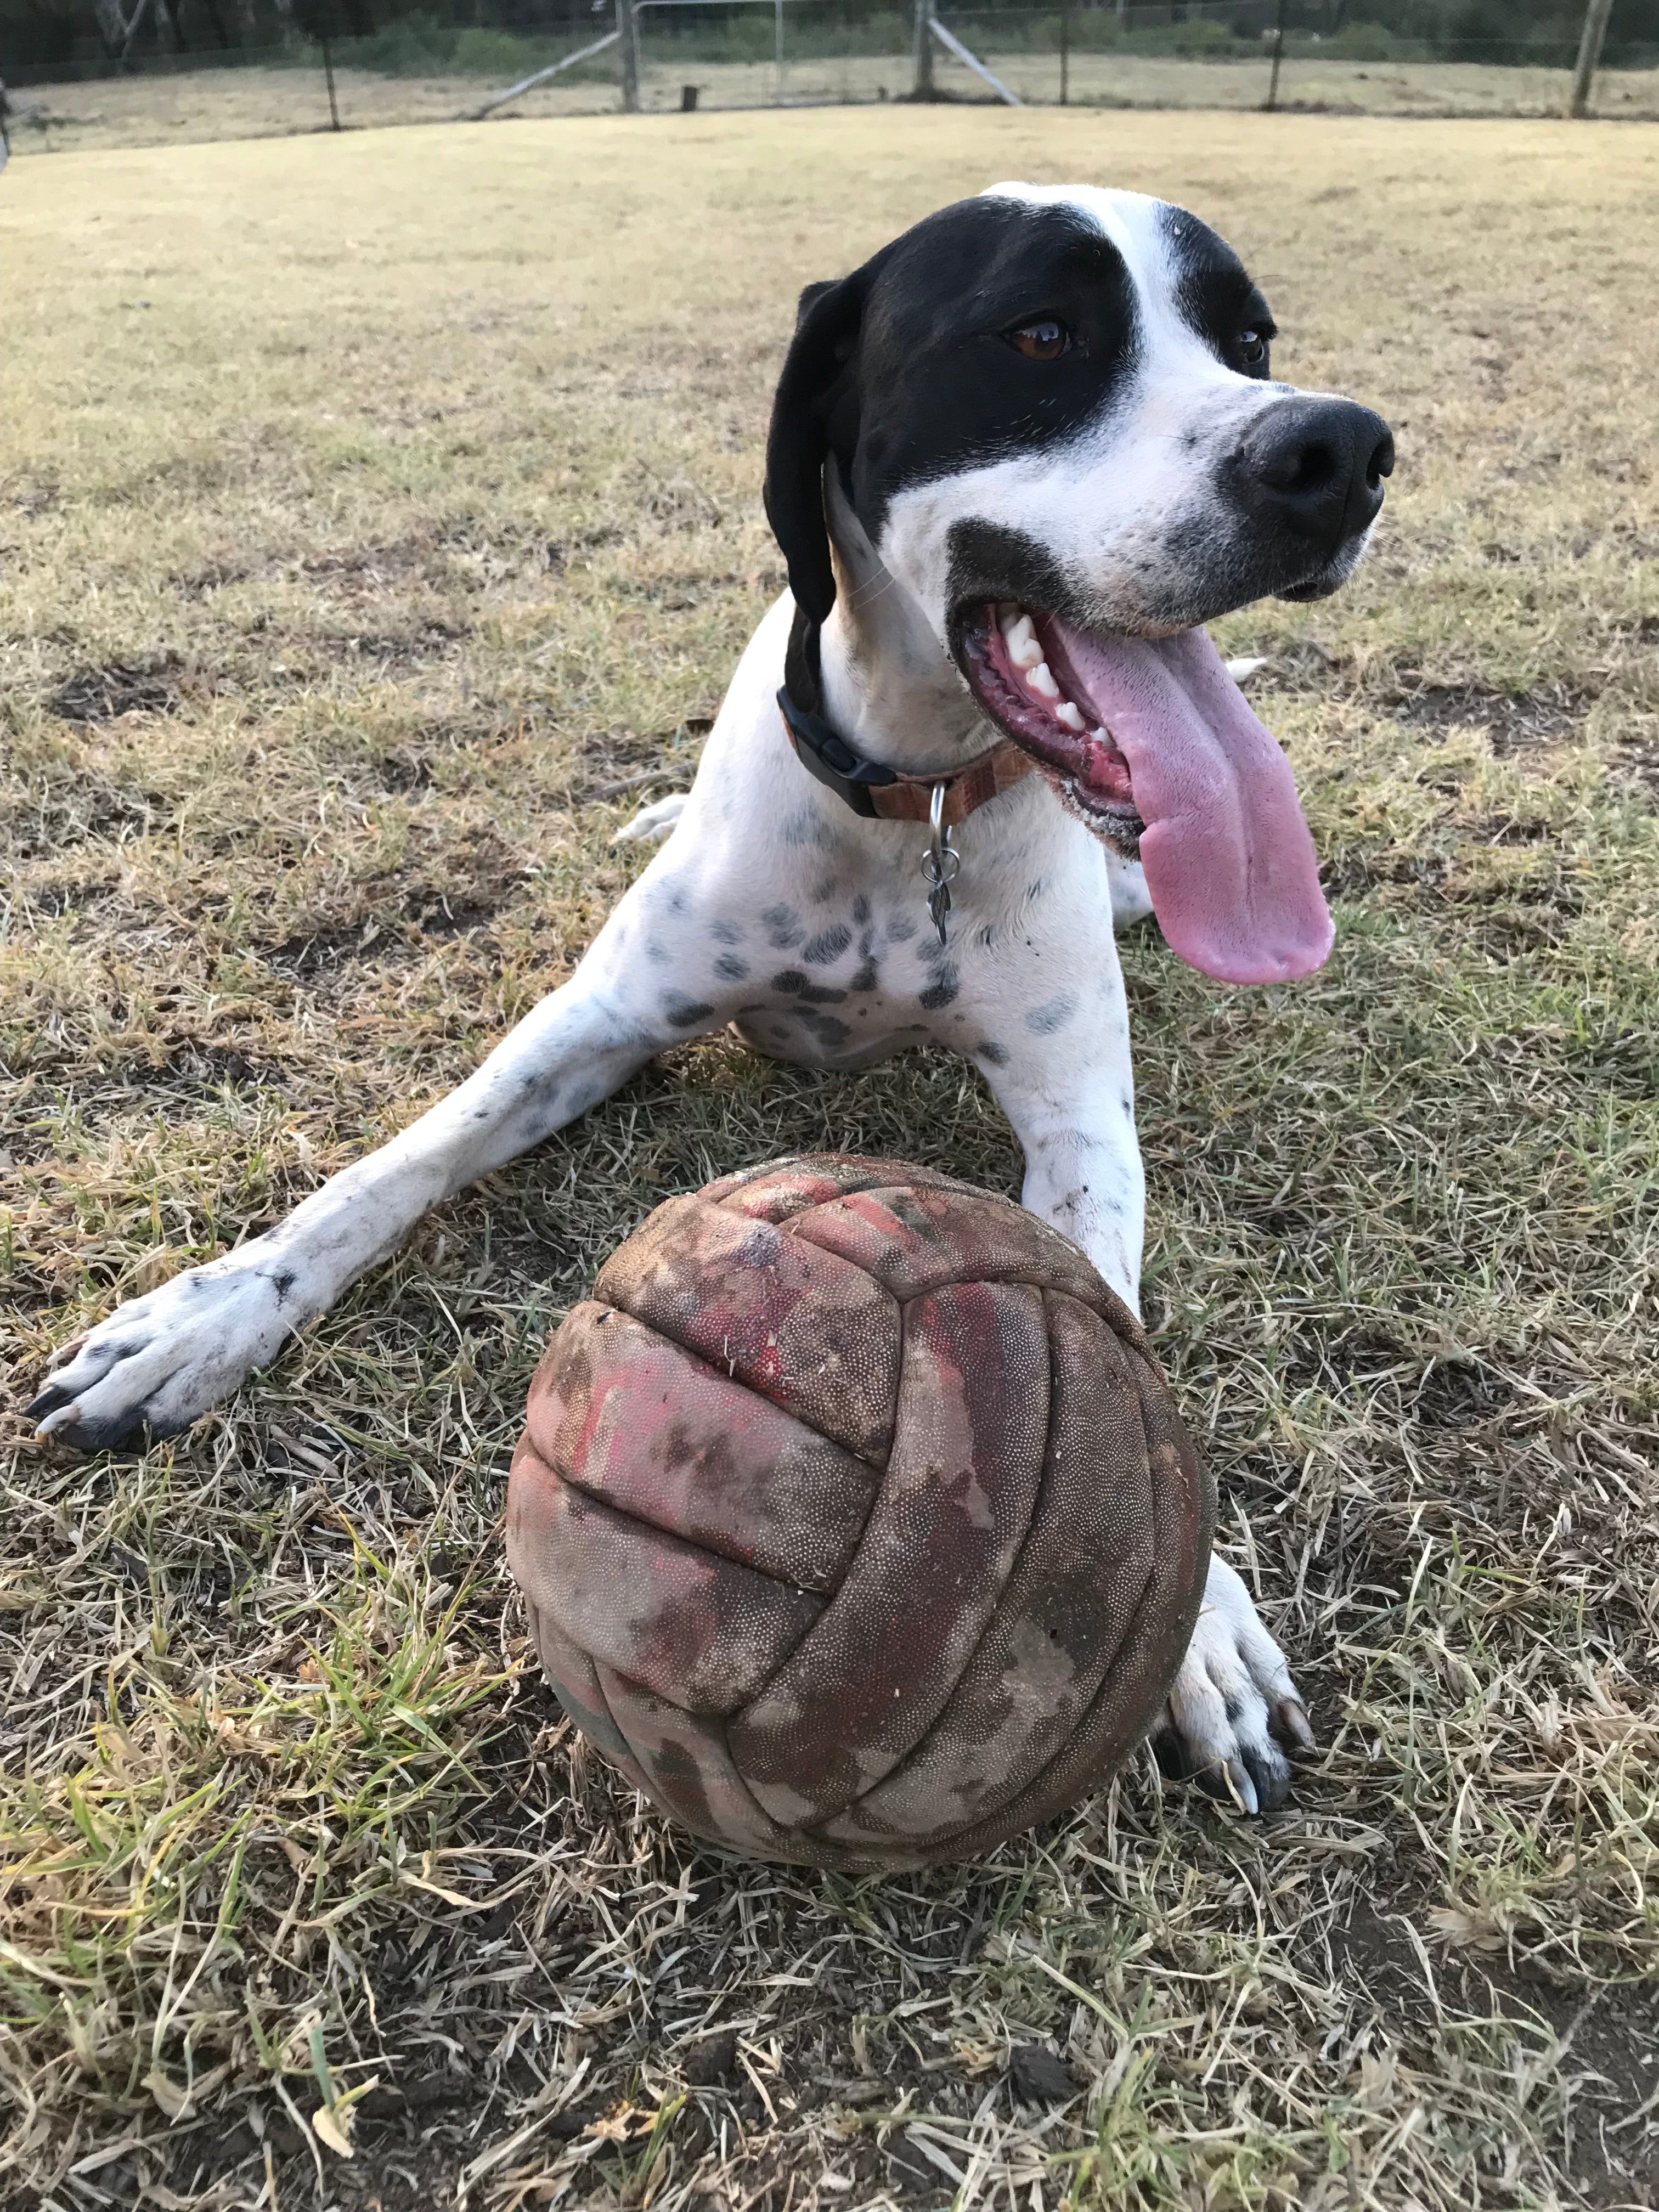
<box><xmin>1237</xmin><ymin>398</ymin><xmax>1395</xmax><ymax>551</ymax></box>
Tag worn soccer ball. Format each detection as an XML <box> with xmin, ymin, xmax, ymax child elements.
<box><xmin>506</xmin><ymin>1154</ymin><xmax>1211</xmax><ymax>1869</ymax></box>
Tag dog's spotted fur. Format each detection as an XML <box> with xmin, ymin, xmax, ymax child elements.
<box><xmin>30</xmin><ymin>184</ymin><xmax>1392</xmax><ymax>1814</ymax></box>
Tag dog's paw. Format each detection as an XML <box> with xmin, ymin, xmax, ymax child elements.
<box><xmin>26</xmin><ymin>1250</ymin><xmax>300</xmax><ymax>1452</ymax></box>
<box><xmin>1104</xmin><ymin>850</ymin><xmax>1154</xmax><ymax>929</ymax></box>
<box><xmin>1150</xmin><ymin>1555</ymin><xmax>1313</xmax><ymax>1815</ymax></box>
<box><xmin>611</xmin><ymin>792</ymin><xmax>689</xmax><ymax>845</ymax></box>
<box><xmin>1224</xmin><ymin>655</ymin><xmax>1271</xmax><ymax>685</ymax></box>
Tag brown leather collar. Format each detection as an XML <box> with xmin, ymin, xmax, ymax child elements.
<box><xmin>777</xmin><ymin>616</ymin><xmax>1039</xmax><ymax>828</ymax></box>
<box><xmin>801</xmin><ymin>719</ymin><xmax>1041</xmax><ymax>825</ymax></box>
<box><xmin>872</xmin><ymin>741</ymin><xmax>1045</xmax><ymax>823</ymax></box>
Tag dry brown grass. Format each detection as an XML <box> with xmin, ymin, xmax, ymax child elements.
<box><xmin>2</xmin><ymin>106</ymin><xmax>1658</xmax><ymax>2212</ymax></box>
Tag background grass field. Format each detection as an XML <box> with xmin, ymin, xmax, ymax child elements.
<box><xmin>7</xmin><ymin>48</ymin><xmax>1659</xmax><ymax>155</ymax></box>
<box><xmin>3</xmin><ymin>105</ymin><xmax>1658</xmax><ymax>2212</ymax></box>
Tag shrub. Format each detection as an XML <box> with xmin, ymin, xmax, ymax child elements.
<box><xmin>1322</xmin><ymin>22</ymin><xmax>1400</xmax><ymax>61</ymax></box>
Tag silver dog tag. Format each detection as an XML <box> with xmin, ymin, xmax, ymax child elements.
<box><xmin>921</xmin><ymin>781</ymin><xmax>960</xmax><ymax>947</ymax></box>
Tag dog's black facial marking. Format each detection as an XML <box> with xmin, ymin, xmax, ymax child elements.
<box><xmin>764</xmin><ymin>197</ymin><xmax>1139</xmax><ymax>622</ymax></box>
<box><xmin>958</xmin><ymin>499</ymin><xmax>1274</xmax><ymax>636</ymax></box>
<box><xmin>849</xmin><ymin>199</ymin><xmax>1141</xmax><ymax>541</ymax></box>
<box><xmin>945</xmin><ymin>515</ymin><xmax>1257</xmax><ymax>721</ymax></box>
<box><xmin>1163</xmin><ymin>207</ymin><xmax>1395</xmax><ymax>594</ymax></box>
<box><xmin>945</xmin><ymin>520</ymin><xmax>1104</xmax><ymax>636</ymax></box>
<box><xmin>1161</xmin><ymin>205</ymin><xmax>1277</xmax><ymax>381</ymax></box>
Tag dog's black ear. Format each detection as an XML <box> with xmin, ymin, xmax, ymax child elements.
<box><xmin>763</xmin><ymin>266</ymin><xmax>879</xmax><ymax>628</ymax></box>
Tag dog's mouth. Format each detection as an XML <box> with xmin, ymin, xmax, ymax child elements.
<box><xmin>958</xmin><ymin>602</ymin><xmax>1334</xmax><ymax>985</ymax></box>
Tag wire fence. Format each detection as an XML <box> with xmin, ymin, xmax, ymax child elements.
<box><xmin>4</xmin><ymin>4</ymin><xmax>1657</xmax><ymax>157</ymax></box>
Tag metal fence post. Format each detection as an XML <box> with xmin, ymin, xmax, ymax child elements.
<box><xmin>1265</xmin><ymin>0</ymin><xmax>1287</xmax><ymax>111</ymax></box>
<box><xmin>1059</xmin><ymin>0</ymin><xmax>1070</xmax><ymax>105</ymax></box>
<box><xmin>1568</xmin><ymin>0</ymin><xmax>1615</xmax><ymax>116</ymax></box>
<box><xmin>912</xmin><ymin>0</ymin><xmax>934</xmax><ymax>97</ymax></box>
<box><xmin>321</xmin><ymin>33</ymin><xmax>341</xmax><ymax>131</ymax></box>
<box><xmin>618</xmin><ymin>0</ymin><xmax>640</xmax><ymax>110</ymax></box>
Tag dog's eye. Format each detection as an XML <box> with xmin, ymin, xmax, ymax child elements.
<box><xmin>1007</xmin><ymin>319</ymin><xmax>1071</xmax><ymax>363</ymax></box>
<box><xmin>1238</xmin><ymin>328</ymin><xmax>1269</xmax><ymax>368</ymax></box>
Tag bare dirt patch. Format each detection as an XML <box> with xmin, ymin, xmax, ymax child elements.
<box><xmin>52</xmin><ymin>656</ymin><xmax>182</xmax><ymax>723</ymax></box>
<box><xmin>1384</xmin><ymin>675</ymin><xmax>1597</xmax><ymax>754</ymax></box>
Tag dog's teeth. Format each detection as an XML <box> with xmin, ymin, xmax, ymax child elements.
<box><xmin>1027</xmin><ymin>661</ymin><xmax>1060</xmax><ymax>699</ymax></box>
<box><xmin>998</xmin><ymin>605</ymin><xmax>1027</xmax><ymax>637</ymax></box>
<box><xmin>1055</xmin><ymin>701</ymin><xmax>1086</xmax><ymax>732</ymax></box>
<box><xmin>1090</xmin><ymin>725</ymin><xmax>1108</xmax><ymax>742</ymax></box>
<box><xmin>1007</xmin><ymin>616</ymin><xmax>1042</xmax><ymax>668</ymax></box>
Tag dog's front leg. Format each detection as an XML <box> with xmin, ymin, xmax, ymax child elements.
<box><xmin>986</xmin><ymin>1034</ymin><xmax>1311</xmax><ymax>1813</ymax></box>
<box><xmin>28</xmin><ymin>879</ymin><xmax>724</xmax><ymax>1451</ymax></box>
<box><xmin>980</xmin><ymin>995</ymin><xmax>1146</xmax><ymax>1318</ymax></box>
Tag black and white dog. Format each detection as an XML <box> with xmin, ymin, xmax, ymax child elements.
<box><xmin>31</xmin><ymin>184</ymin><xmax>1392</xmax><ymax>1813</ymax></box>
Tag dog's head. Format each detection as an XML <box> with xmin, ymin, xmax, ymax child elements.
<box><xmin>764</xmin><ymin>184</ymin><xmax>1393</xmax><ymax>986</ymax></box>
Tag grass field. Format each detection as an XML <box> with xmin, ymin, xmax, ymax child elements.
<box><xmin>7</xmin><ymin>50</ymin><xmax>1658</xmax><ymax>157</ymax></box>
<box><xmin>3</xmin><ymin>104</ymin><xmax>1659</xmax><ymax>2212</ymax></box>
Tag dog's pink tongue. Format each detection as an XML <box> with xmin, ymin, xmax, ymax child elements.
<box><xmin>1051</xmin><ymin>619</ymin><xmax>1334</xmax><ymax>984</ymax></box>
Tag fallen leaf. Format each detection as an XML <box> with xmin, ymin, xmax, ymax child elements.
<box><xmin>584</xmin><ymin>2101</ymin><xmax>656</xmax><ymax>2143</ymax></box>
<box><xmin>1428</xmin><ymin>1904</ymin><xmax>1504</xmax><ymax>1951</ymax></box>
<box><xmin>144</xmin><ymin>2067</ymin><xmax>190</xmax><ymax>2120</ymax></box>
<box><xmin>313</xmin><ymin>2101</ymin><xmax>356</xmax><ymax>2158</ymax></box>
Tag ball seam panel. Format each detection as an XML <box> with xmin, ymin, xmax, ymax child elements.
<box><xmin>596</xmin><ymin>1193</ymin><xmax>904</xmax><ymax>1465</ymax></box>
<box><xmin>911</xmin><ymin>1344</ymin><xmax>1212</xmax><ymax>1859</ymax></box>
<box><xmin>529</xmin><ymin>1300</ymin><xmax>881</xmax><ymax>1593</ymax></box>
<box><xmin>724</xmin><ymin>1279</ymin><xmax>1053</xmax><ymax>1828</ymax></box>
<box><xmin>515</xmin><ymin>1473</ymin><xmax>826</xmax><ymax>1716</ymax></box>
<box><xmin>808</xmin><ymin>1286</ymin><xmax>1157</xmax><ymax>1844</ymax></box>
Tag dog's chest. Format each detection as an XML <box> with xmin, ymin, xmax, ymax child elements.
<box><xmin>723</xmin><ymin>887</ymin><xmax>967</xmax><ymax>1070</ymax></box>
<box><xmin>727</xmin><ymin>993</ymin><xmax>923</xmax><ymax>1073</ymax></box>
<box><xmin>624</xmin><ymin>772</ymin><xmax>1111</xmax><ymax>1073</ymax></box>
<box><xmin>631</xmin><ymin>851</ymin><xmax>989</xmax><ymax>1070</ymax></box>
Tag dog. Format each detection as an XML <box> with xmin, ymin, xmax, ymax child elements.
<box><xmin>29</xmin><ymin>183</ymin><xmax>1392</xmax><ymax>1814</ymax></box>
